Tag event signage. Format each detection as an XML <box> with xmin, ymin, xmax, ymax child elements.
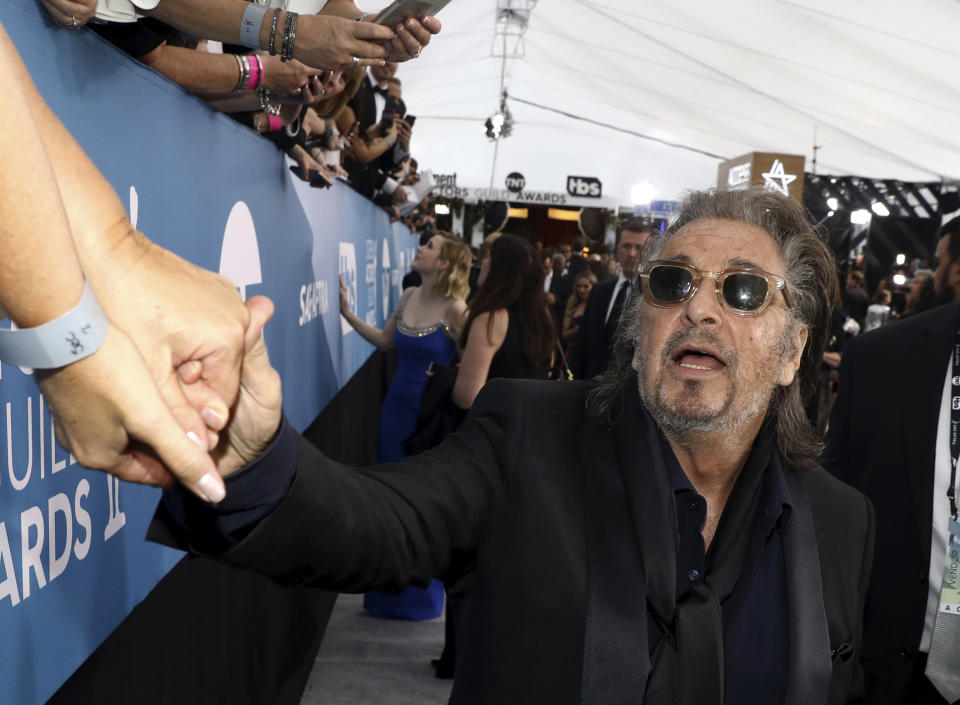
<box><xmin>505</xmin><ymin>172</ymin><xmax>526</xmax><ymax>193</ymax></box>
<box><xmin>0</xmin><ymin>3</ymin><xmax>416</xmax><ymax>702</ymax></box>
<box><xmin>717</xmin><ymin>152</ymin><xmax>806</xmax><ymax>203</ymax></box>
<box><xmin>566</xmin><ymin>175</ymin><xmax>602</xmax><ymax>198</ymax></box>
<box><xmin>433</xmin><ymin>173</ymin><xmax>619</xmax><ymax>209</ymax></box>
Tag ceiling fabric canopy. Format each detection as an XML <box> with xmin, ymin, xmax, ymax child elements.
<box><xmin>402</xmin><ymin>0</ymin><xmax>960</xmax><ymax>206</ymax></box>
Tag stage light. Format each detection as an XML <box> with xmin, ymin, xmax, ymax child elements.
<box><xmin>827</xmin><ymin>197</ymin><xmax>839</xmax><ymax>210</ymax></box>
<box><xmin>895</xmin><ymin>253</ymin><xmax>906</xmax><ymax>266</ymax></box>
<box><xmin>850</xmin><ymin>209</ymin><xmax>871</xmax><ymax>225</ymax></box>
<box><xmin>892</xmin><ymin>274</ymin><xmax>907</xmax><ymax>286</ymax></box>
<box><xmin>485</xmin><ymin>92</ymin><xmax>514</xmax><ymax>141</ymax></box>
<box><xmin>434</xmin><ymin>204</ymin><xmax>450</xmax><ymax>215</ymax></box>
<box><xmin>631</xmin><ymin>182</ymin><xmax>656</xmax><ymax>206</ymax></box>
<box><xmin>827</xmin><ymin>210</ymin><xmax>835</xmax><ymax>217</ymax></box>
<box><xmin>508</xmin><ymin>207</ymin><xmax>529</xmax><ymax>219</ymax></box>
<box><xmin>548</xmin><ymin>208</ymin><xmax>579</xmax><ymax>221</ymax></box>
<box><xmin>871</xmin><ymin>201</ymin><xmax>890</xmax><ymax>217</ymax></box>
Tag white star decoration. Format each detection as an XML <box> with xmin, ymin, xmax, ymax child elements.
<box><xmin>761</xmin><ymin>159</ymin><xmax>797</xmax><ymax>196</ymax></box>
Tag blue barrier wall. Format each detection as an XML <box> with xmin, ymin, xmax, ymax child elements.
<box><xmin>0</xmin><ymin>2</ymin><xmax>417</xmax><ymax>702</ymax></box>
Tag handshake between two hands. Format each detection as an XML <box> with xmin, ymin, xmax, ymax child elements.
<box><xmin>37</xmin><ymin>236</ymin><xmax>284</xmax><ymax>504</ymax></box>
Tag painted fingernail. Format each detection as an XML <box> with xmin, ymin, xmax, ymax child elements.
<box><xmin>187</xmin><ymin>430</ymin><xmax>205</xmax><ymax>448</ymax></box>
<box><xmin>196</xmin><ymin>473</ymin><xmax>226</xmax><ymax>504</ymax></box>
<box><xmin>201</xmin><ymin>406</ymin><xmax>225</xmax><ymax>429</ymax></box>
<box><xmin>396</xmin><ymin>23</ymin><xmax>405</xmax><ymax>32</ymax></box>
<box><xmin>407</xmin><ymin>18</ymin><xmax>417</xmax><ymax>28</ymax></box>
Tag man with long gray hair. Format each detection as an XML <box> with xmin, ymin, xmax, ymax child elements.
<box><xmin>148</xmin><ymin>187</ymin><xmax>874</xmax><ymax>705</ymax></box>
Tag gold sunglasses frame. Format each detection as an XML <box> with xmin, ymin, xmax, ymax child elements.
<box><xmin>637</xmin><ymin>260</ymin><xmax>793</xmax><ymax>316</ymax></box>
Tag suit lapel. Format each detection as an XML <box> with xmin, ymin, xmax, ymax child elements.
<box><xmin>904</xmin><ymin>304</ymin><xmax>959</xmax><ymax>550</ymax></box>
<box><xmin>782</xmin><ymin>468</ymin><xmax>832</xmax><ymax>705</ymax></box>
<box><xmin>580</xmin><ymin>389</ymin><xmax>676</xmax><ymax>705</ymax></box>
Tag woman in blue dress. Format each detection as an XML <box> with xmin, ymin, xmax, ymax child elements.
<box><xmin>339</xmin><ymin>231</ymin><xmax>471</xmax><ymax>619</ymax></box>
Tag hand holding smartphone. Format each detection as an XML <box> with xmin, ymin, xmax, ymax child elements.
<box><xmin>372</xmin><ymin>0</ymin><xmax>453</xmax><ymax>26</ymax></box>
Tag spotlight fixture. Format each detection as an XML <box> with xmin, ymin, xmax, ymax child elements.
<box><xmin>871</xmin><ymin>201</ymin><xmax>890</xmax><ymax>217</ymax></box>
<box><xmin>485</xmin><ymin>91</ymin><xmax>514</xmax><ymax>141</ymax></box>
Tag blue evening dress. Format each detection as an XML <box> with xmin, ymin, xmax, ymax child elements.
<box><xmin>362</xmin><ymin>314</ymin><xmax>457</xmax><ymax>621</ymax></box>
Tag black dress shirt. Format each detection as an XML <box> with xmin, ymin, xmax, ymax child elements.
<box><xmin>655</xmin><ymin>431</ymin><xmax>793</xmax><ymax>705</ymax></box>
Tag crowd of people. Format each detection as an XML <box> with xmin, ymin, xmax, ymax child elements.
<box><xmin>7</xmin><ymin>4</ymin><xmax>960</xmax><ymax>703</ymax></box>
<box><xmin>40</xmin><ymin>0</ymin><xmax>432</xmax><ymax>217</ymax></box>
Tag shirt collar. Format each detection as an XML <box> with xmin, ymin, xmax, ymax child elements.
<box><xmin>655</xmin><ymin>420</ymin><xmax>793</xmax><ymax>530</ymax></box>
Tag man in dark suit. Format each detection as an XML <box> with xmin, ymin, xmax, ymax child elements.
<box><xmin>568</xmin><ymin>218</ymin><xmax>652</xmax><ymax>379</ymax></box>
<box><xmin>153</xmin><ymin>188</ymin><xmax>874</xmax><ymax>705</ymax></box>
<box><xmin>343</xmin><ymin>62</ymin><xmax>412</xmax><ymax>200</ymax></box>
<box><xmin>825</xmin><ymin>217</ymin><xmax>960</xmax><ymax>704</ymax></box>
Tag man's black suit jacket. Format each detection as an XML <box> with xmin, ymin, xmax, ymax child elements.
<box><xmin>567</xmin><ymin>276</ymin><xmax>619</xmax><ymax>379</ymax></box>
<box><xmin>825</xmin><ymin>301</ymin><xmax>960</xmax><ymax>703</ymax></box>
<box><xmin>170</xmin><ymin>379</ymin><xmax>875</xmax><ymax>704</ymax></box>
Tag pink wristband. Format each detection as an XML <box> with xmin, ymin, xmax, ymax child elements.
<box><xmin>247</xmin><ymin>57</ymin><xmax>260</xmax><ymax>90</ymax></box>
<box><xmin>267</xmin><ymin>113</ymin><xmax>283</xmax><ymax>131</ymax></box>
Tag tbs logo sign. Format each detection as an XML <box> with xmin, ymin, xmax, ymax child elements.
<box><xmin>567</xmin><ymin>176</ymin><xmax>602</xmax><ymax>198</ymax></box>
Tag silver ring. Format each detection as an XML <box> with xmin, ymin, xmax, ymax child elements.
<box><xmin>68</xmin><ymin>15</ymin><xmax>79</xmax><ymax>28</ymax></box>
<box><xmin>411</xmin><ymin>46</ymin><xmax>421</xmax><ymax>59</ymax></box>
<box><xmin>348</xmin><ymin>56</ymin><xmax>359</xmax><ymax>70</ymax></box>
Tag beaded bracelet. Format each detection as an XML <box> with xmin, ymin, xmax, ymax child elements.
<box><xmin>267</xmin><ymin>8</ymin><xmax>281</xmax><ymax>56</ymax></box>
<box><xmin>280</xmin><ymin>11</ymin><xmax>298</xmax><ymax>63</ymax></box>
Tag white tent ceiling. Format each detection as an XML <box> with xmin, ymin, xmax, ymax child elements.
<box><xmin>401</xmin><ymin>0</ymin><xmax>960</xmax><ymax>207</ymax></box>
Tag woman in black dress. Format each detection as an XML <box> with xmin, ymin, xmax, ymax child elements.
<box><xmin>433</xmin><ymin>234</ymin><xmax>556</xmax><ymax>677</ymax></box>
<box><xmin>452</xmin><ymin>233</ymin><xmax>555</xmax><ymax>409</ymax></box>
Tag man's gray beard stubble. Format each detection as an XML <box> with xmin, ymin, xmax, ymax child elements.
<box><xmin>633</xmin><ymin>321</ymin><xmax>788</xmax><ymax>442</ymax></box>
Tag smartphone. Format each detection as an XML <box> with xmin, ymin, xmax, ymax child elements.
<box><xmin>373</xmin><ymin>0</ymin><xmax>453</xmax><ymax>26</ymax></box>
<box><xmin>380</xmin><ymin>109</ymin><xmax>395</xmax><ymax>136</ymax></box>
<box><xmin>405</xmin><ymin>114</ymin><xmax>417</xmax><ymax>127</ymax></box>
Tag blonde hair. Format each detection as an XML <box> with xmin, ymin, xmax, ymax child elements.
<box><xmin>564</xmin><ymin>270</ymin><xmax>597</xmax><ymax>319</ymax></box>
<box><xmin>311</xmin><ymin>66</ymin><xmax>365</xmax><ymax>120</ymax></box>
<box><xmin>433</xmin><ymin>232</ymin><xmax>472</xmax><ymax>301</ymax></box>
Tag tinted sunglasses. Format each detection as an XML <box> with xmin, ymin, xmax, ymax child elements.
<box><xmin>638</xmin><ymin>260</ymin><xmax>793</xmax><ymax>316</ymax></box>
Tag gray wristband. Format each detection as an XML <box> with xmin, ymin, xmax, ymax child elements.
<box><xmin>0</xmin><ymin>281</ymin><xmax>108</xmax><ymax>369</ymax></box>
<box><xmin>239</xmin><ymin>2</ymin><xmax>269</xmax><ymax>49</ymax></box>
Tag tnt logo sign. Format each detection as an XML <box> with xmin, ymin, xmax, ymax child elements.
<box><xmin>505</xmin><ymin>172</ymin><xmax>526</xmax><ymax>193</ymax></box>
<box><xmin>566</xmin><ymin>176</ymin><xmax>602</xmax><ymax>198</ymax></box>
<box><xmin>339</xmin><ymin>242</ymin><xmax>358</xmax><ymax>335</ymax></box>
<box><xmin>953</xmin><ymin>375</ymin><xmax>960</xmax><ymax>386</ymax></box>
<box><xmin>953</xmin><ymin>396</ymin><xmax>960</xmax><ymax>411</ymax></box>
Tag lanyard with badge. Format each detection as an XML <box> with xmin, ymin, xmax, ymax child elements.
<box><xmin>936</xmin><ymin>332</ymin><xmax>960</xmax><ymax>615</ymax></box>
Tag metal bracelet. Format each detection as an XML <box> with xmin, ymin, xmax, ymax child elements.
<box><xmin>232</xmin><ymin>53</ymin><xmax>244</xmax><ymax>92</ymax></box>
<box><xmin>267</xmin><ymin>8</ymin><xmax>281</xmax><ymax>56</ymax></box>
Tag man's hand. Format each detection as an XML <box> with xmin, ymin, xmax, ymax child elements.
<box><xmin>206</xmin><ymin>297</ymin><xmax>283</xmax><ymax>478</ymax></box>
<box><xmin>392</xmin><ymin>185</ymin><xmax>409</xmax><ymax>203</ymax></box>
<box><xmin>38</xmin><ymin>325</ymin><xmax>227</xmax><ymax>502</ymax></box>
<box><xmin>39</xmin><ymin>0</ymin><xmax>96</xmax><ymax>29</ymax></box>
